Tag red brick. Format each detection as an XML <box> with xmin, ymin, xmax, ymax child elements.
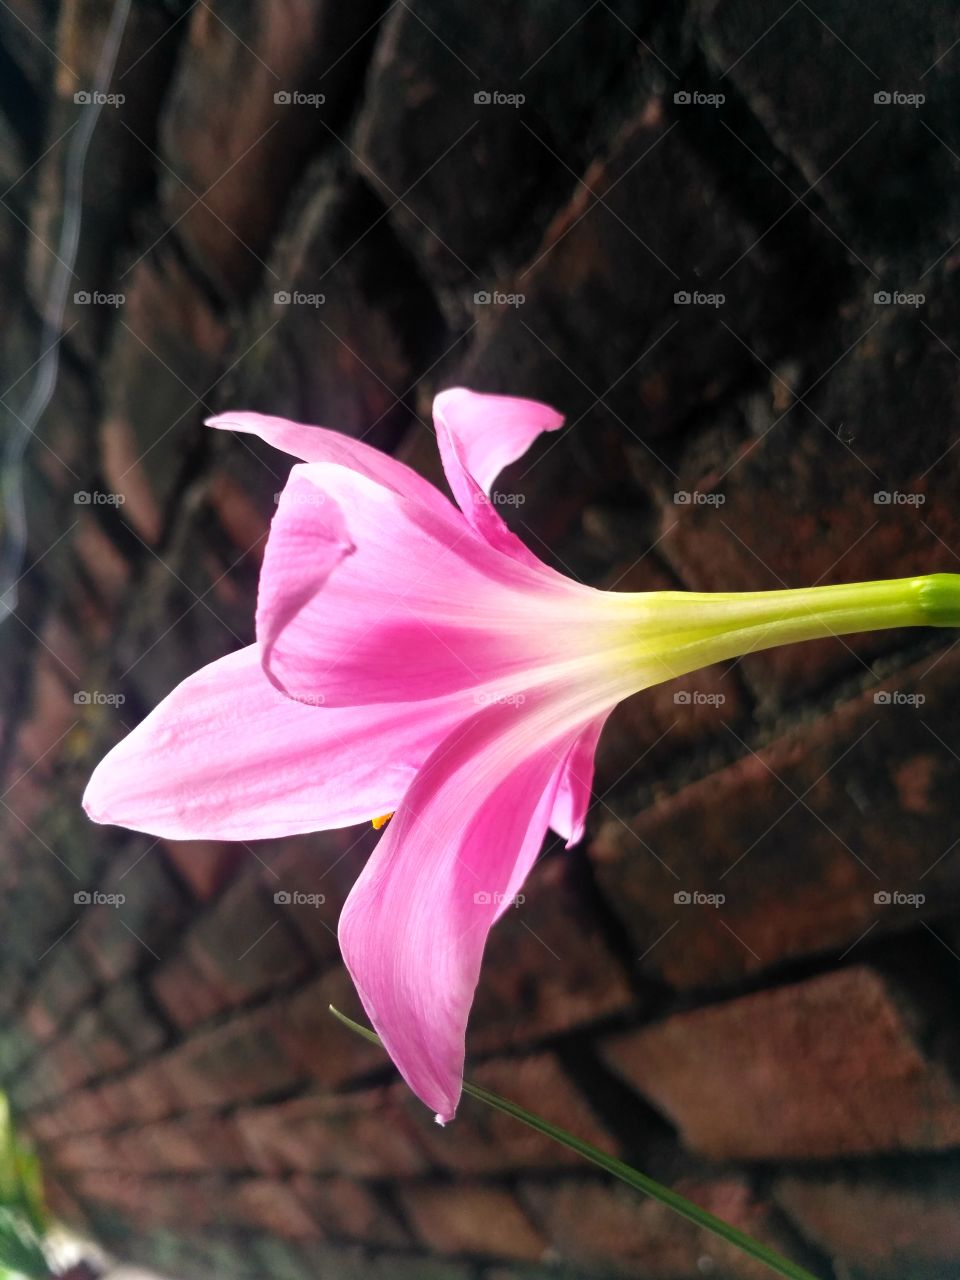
<box><xmin>164</xmin><ymin>1007</ymin><xmax>305</xmax><ymax>1109</ymax></box>
<box><xmin>703</xmin><ymin>2</ymin><xmax>960</xmax><ymax>256</ymax></box>
<box><xmin>22</xmin><ymin>943</ymin><xmax>98</xmax><ymax>1044</ymax></box>
<box><xmin>459</xmin><ymin>105</ymin><xmax>785</xmax><ymax>450</ymax></box>
<box><xmin>186</xmin><ymin>872</ymin><xmax>309</xmax><ymax>1003</ymax></box>
<box><xmin>28</xmin><ymin>2</ymin><xmax>183</xmax><ymax>357</ymax></box>
<box><xmin>99</xmin><ymin>980</ymin><xmax>168</xmax><ymax>1057</ymax></box>
<box><xmin>5</xmin><ymin>662</ymin><xmax>81</xmax><ymax>826</ymax></box>
<box><xmin>46</xmin><ymin>1038</ymin><xmax>101</xmax><ymax>1093</ymax></box>
<box><xmin>159</xmin><ymin>1</ymin><xmax>383</xmax><ymax>294</ymax></box>
<box><xmin>400</xmin><ymin>1053</ymin><xmax>618</xmax><ymax>1174</ymax></box>
<box><xmin>75</xmin><ymin>852</ymin><xmax>186</xmax><ymax>984</ymax></box>
<box><xmin>72</xmin><ymin>1172</ymin><xmax>224</xmax><ymax>1232</ymax></box>
<box><xmin>71</xmin><ymin>1007</ymin><xmax>131</xmax><ymax>1074</ymax></box>
<box><xmin>36</xmin><ymin>1085</ymin><xmax>122</xmax><ymax>1136</ymax></box>
<box><xmin>398</xmin><ymin>1183</ymin><xmax>547</xmax><ymax>1262</ymax></box>
<box><xmin>257</xmin><ymin>831</ymin><xmax>371</xmax><ymax>965</ymax></box>
<box><xmin>151</xmin><ymin>951</ymin><xmax>232</xmax><ymax>1031</ymax></box>
<box><xmin>602</xmin><ymin>966</ymin><xmax>960</xmax><ymax>1160</ymax></box>
<box><xmin>523</xmin><ymin>1176</ymin><xmax>803</xmax><ymax>1280</ymax></box>
<box><xmin>161</xmin><ymin>838</ymin><xmax>243</xmax><ymax>903</ymax></box>
<box><xmin>45</xmin><ymin>1132</ymin><xmax>118</xmax><ymax>1174</ymax></box>
<box><xmin>591</xmin><ymin>648</ymin><xmax>960</xmax><ymax>989</ymax></box>
<box><xmin>123</xmin><ymin>1114</ymin><xmax>252</xmax><ymax>1174</ymax></box>
<box><xmin>776</xmin><ymin>1166</ymin><xmax>960</xmax><ymax>1278</ymax></box>
<box><xmin>239</xmin><ymin>1087</ymin><xmax>428</xmax><ymax>1178</ymax></box>
<box><xmin>655</xmin><ymin>282</ymin><xmax>960</xmax><ymax>705</ymax></box>
<box><xmin>206</xmin><ymin>469</ymin><xmax>271</xmax><ymax>566</ymax></box>
<box><xmin>71</xmin><ymin>513</ymin><xmax>132</xmax><ymax>612</ymax></box>
<box><xmin>268</xmin><ymin>969</ymin><xmax>386</xmax><ymax>1089</ymax></box>
<box><xmin>116</xmin><ymin>1061</ymin><xmax>184</xmax><ymax>1125</ymax></box>
<box><xmin>225</xmin><ymin>1177</ymin><xmax>322</xmax><ymax>1240</ymax></box>
<box><xmin>292</xmin><ymin>1175</ymin><xmax>409</xmax><ymax>1247</ymax></box>
<box><xmin>470</xmin><ymin>853</ymin><xmax>632</xmax><ymax>1053</ymax></box>
<box><xmin>100</xmin><ymin>246</ymin><xmax>229</xmax><ymax>540</ymax></box>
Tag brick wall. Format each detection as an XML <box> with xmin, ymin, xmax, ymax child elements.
<box><xmin>2</xmin><ymin>2</ymin><xmax>960</xmax><ymax>1278</ymax></box>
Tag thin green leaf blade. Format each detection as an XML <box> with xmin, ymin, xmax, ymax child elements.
<box><xmin>329</xmin><ymin>1006</ymin><xmax>824</xmax><ymax>1280</ymax></box>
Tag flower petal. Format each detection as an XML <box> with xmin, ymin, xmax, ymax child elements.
<box><xmin>433</xmin><ymin>387</ymin><xmax>564</xmax><ymax>563</ymax></box>
<box><xmin>82</xmin><ymin>646</ymin><xmax>469</xmax><ymax>840</ymax></box>
<box><xmin>257</xmin><ymin>462</ymin><xmax>598</xmax><ymax>707</ymax></box>
<box><xmin>433</xmin><ymin>387</ymin><xmax>564</xmax><ymax>501</ymax></box>
<box><xmin>548</xmin><ymin>711</ymin><xmax>609</xmax><ymax>847</ymax></box>
<box><xmin>206</xmin><ymin>410</ymin><xmax>453</xmax><ymax>518</ymax></box>
<box><xmin>338</xmin><ymin>689</ymin><xmax>596</xmax><ymax>1121</ymax></box>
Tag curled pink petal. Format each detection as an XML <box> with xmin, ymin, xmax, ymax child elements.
<box><xmin>257</xmin><ymin>462</ymin><xmax>608</xmax><ymax>708</ymax></box>
<box><xmin>206</xmin><ymin>410</ymin><xmax>453</xmax><ymax>517</ymax></box>
<box><xmin>339</xmin><ymin>690</ymin><xmax>590</xmax><ymax>1121</ymax></box>
<box><xmin>433</xmin><ymin>387</ymin><xmax>564</xmax><ymax>563</ymax></box>
<box><xmin>83</xmin><ymin>646</ymin><xmax>469</xmax><ymax>840</ymax></box>
<box><xmin>548</xmin><ymin>711</ymin><xmax>610</xmax><ymax>847</ymax></box>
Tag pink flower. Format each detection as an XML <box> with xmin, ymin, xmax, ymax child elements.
<box><xmin>84</xmin><ymin>389</ymin><xmax>958</xmax><ymax>1122</ymax></box>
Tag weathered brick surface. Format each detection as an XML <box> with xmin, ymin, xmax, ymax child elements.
<box><xmin>701</xmin><ymin>1</ymin><xmax>960</xmax><ymax>259</ymax></box>
<box><xmin>776</xmin><ymin>1161</ymin><xmax>960</xmax><ymax>1280</ymax></box>
<box><xmin>602</xmin><ymin>966</ymin><xmax>960</xmax><ymax>1159</ymax></box>
<box><xmin>522</xmin><ymin>1175</ymin><xmax>807</xmax><ymax>1279</ymax></box>
<box><xmin>100</xmin><ymin>245</ymin><xmax>230</xmax><ymax>541</ymax></box>
<box><xmin>291</xmin><ymin>1174</ymin><xmax>410</xmax><ymax>1247</ymax></box>
<box><xmin>402</xmin><ymin>1053</ymin><xmax>620</xmax><ymax>1173</ymax></box>
<box><xmin>469</xmin><ymin>852</ymin><xmax>633</xmax><ymax>1052</ymax></box>
<box><xmin>4</xmin><ymin>2</ymin><xmax>960</xmax><ymax>1278</ymax></box>
<box><xmin>238</xmin><ymin>1086</ymin><xmax>429</xmax><ymax>1177</ymax></box>
<box><xmin>354</xmin><ymin>0</ymin><xmax>648</xmax><ymax>296</ymax></box>
<box><xmin>398</xmin><ymin>1182</ymin><xmax>548</xmax><ymax>1262</ymax></box>
<box><xmin>591</xmin><ymin>648</ymin><xmax>960</xmax><ymax>989</ymax></box>
<box><xmin>185</xmin><ymin>870</ymin><xmax>310</xmax><ymax>1002</ymax></box>
<box><xmin>655</xmin><ymin>278</ymin><xmax>960</xmax><ymax>704</ymax></box>
<box><xmin>158</xmin><ymin>0</ymin><xmax>388</xmax><ymax>297</ymax></box>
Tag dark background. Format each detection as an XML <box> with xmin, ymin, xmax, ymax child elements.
<box><xmin>2</xmin><ymin>1</ymin><xmax>960</xmax><ymax>1277</ymax></box>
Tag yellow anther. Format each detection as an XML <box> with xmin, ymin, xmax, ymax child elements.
<box><xmin>371</xmin><ymin>812</ymin><xmax>394</xmax><ymax>831</ymax></box>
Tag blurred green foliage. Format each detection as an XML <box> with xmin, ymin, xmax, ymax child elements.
<box><xmin>0</xmin><ymin>1093</ymin><xmax>50</xmax><ymax>1279</ymax></box>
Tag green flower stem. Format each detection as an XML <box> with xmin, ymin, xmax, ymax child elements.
<box><xmin>329</xmin><ymin>1007</ymin><xmax>824</xmax><ymax>1280</ymax></box>
<box><xmin>626</xmin><ymin>573</ymin><xmax>960</xmax><ymax>683</ymax></box>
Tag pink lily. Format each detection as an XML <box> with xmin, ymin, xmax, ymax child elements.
<box><xmin>84</xmin><ymin>389</ymin><xmax>960</xmax><ymax>1122</ymax></box>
